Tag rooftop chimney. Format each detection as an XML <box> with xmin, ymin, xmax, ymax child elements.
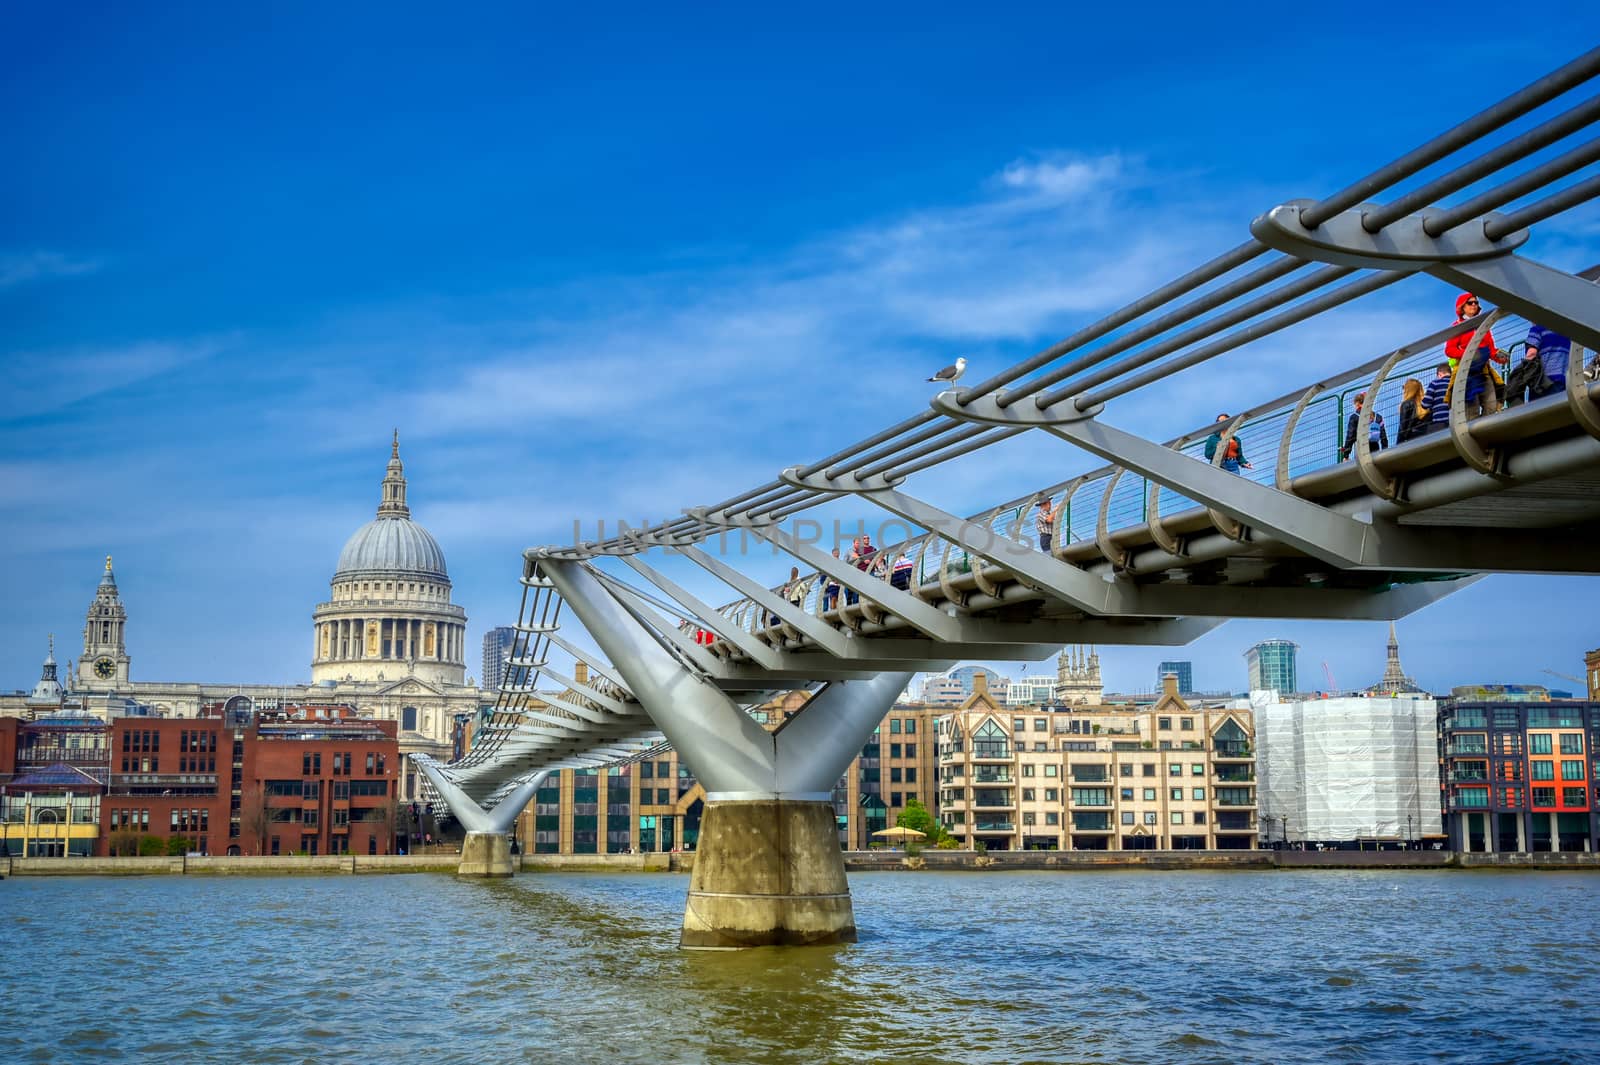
<box><xmin>1162</xmin><ymin>672</ymin><xmax>1179</xmax><ymax>697</ymax></box>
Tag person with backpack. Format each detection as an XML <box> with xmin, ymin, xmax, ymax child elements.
<box><xmin>1340</xmin><ymin>391</ymin><xmax>1389</xmax><ymax>460</ymax></box>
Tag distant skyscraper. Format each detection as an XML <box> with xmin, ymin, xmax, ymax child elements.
<box><xmin>1158</xmin><ymin>660</ymin><xmax>1194</xmax><ymax>695</ymax></box>
<box><xmin>482</xmin><ymin>626</ymin><xmax>517</xmax><ymax>694</ymax></box>
<box><xmin>1245</xmin><ymin>639</ymin><xmax>1298</xmax><ymax>695</ymax></box>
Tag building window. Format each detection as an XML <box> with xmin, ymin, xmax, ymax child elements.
<box><xmin>1142</xmin><ymin>764</ymin><xmax>1155</xmax><ymax>777</ymax></box>
<box><xmin>1120</xmin><ymin>764</ymin><xmax>1133</xmax><ymax>778</ymax></box>
<box><xmin>1034</xmin><ymin>719</ymin><xmax>1047</xmax><ymax>731</ymax></box>
<box><xmin>906</xmin><ymin>768</ymin><xmax>916</xmax><ymax>782</ymax></box>
<box><xmin>906</xmin><ymin>743</ymin><xmax>916</xmax><ymax>758</ymax></box>
<box><xmin>1532</xmin><ymin>761</ymin><xmax>1555</xmax><ymax>781</ymax></box>
<box><xmin>1042</xmin><ymin>765</ymin><xmax>1057</xmax><ymax>778</ymax></box>
<box><xmin>1143</xmin><ymin>812</ymin><xmax>1158</xmax><ymax>825</ymax></box>
<box><xmin>1044</xmin><ymin>788</ymin><xmax>1058</xmax><ymax>802</ymax></box>
<box><xmin>1180</xmin><ymin>717</ymin><xmax>1193</xmax><ymax>731</ymax></box>
<box><xmin>1021</xmin><ymin>765</ymin><xmax>1035</xmax><ymax>778</ymax></box>
<box><xmin>1532</xmin><ymin>787</ymin><xmax>1557</xmax><ymax>806</ymax></box>
<box><xmin>1559</xmin><ymin>734</ymin><xmax>1584</xmax><ymax>755</ymax></box>
<box><xmin>890</xmin><ymin>743</ymin><xmax>901</xmax><ymax>758</ymax></box>
<box><xmin>1193</xmin><ymin>811</ymin><xmax>1206</xmax><ymax>825</ymax></box>
<box><xmin>1121</xmin><ymin>812</ymin><xmax>1135</xmax><ymax>825</ymax></box>
<box><xmin>1013</xmin><ymin>718</ymin><xmax>1026</xmax><ymax>732</ymax></box>
<box><xmin>1562</xmin><ymin>787</ymin><xmax>1587</xmax><ymax>807</ymax></box>
<box><xmin>1192</xmin><ymin>763</ymin><xmax>1205</xmax><ymax>775</ymax></box>
<box><xmin>1158</xmin><ymin>717</ymin><xmax>1171</xmax><ymax>730</ymax></box>
<box><xmin>1045</xmin><ymin>812</ymin><xmax>1059</xmax><ymax>826</ymax></box>
<box><xmin>1170</xmin><ymin>788</ymin><xmax>1183</xmax><ymax>801</ymax></box>
<box><xmin>1143</xmin><ymin>788</ymin><xmax>1156</xmax><ymax>801</ymax></box>
<box><xmin>1193</xmin><ymin>788</ymin><xmax>1205</xmax><ymax>801</ymax></box>
<box><xmin>1121</xmin><ymin>788</ymin><xmax>1134</xmax><ymax>800</ymax></box>
<box><xmin>1021</xmin><ymin>788</ymin><xmax>1036</xmax><ymax>802</ymax></box>
<box><xmin>402</xmin><ymin>706</ymin><xmax>418</xmax><ymax>732</ymax></box>
<box><xmin>1022</xmin><ymin>813</ymin><xmax>1036</xmax><ymax>826</ymax></box>
<box><xmin>1169</xmin><ymin>764</ymin><xmax>1182</xmax><ymax>776</ymax></box>
<box><xmin>1561</xmin><ymin>760</ymin><xmax>1585</xmax><ymax>781</ymax></box>
<box><xmin>1530</xmin><ymin>734</ymin><xmax>1553</xmax><ymax>755</ymax></box>
<box><xmin>1170</xmin><ymin>812</ymin><xmax>1185</xmax><ymax>825</ymax></box>
<box><xmin>904</xmin><ymin>720</ymin><xmax>916</xmax><ymax>734</ymax></box>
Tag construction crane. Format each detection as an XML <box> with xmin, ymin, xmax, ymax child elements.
<box><xmin>1322</xmin><ymin>661</ymin><xmax>1338</xmax><ymax>693</ymax></box>
<box><xmin>1542</xmin><ymin>668</ymin><xmax>1584</xmax><ymax>686</ymax></box>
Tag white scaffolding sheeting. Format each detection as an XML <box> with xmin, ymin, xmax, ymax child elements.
<box><xmin>1254</xmin><ymin>693</ymin><xmax>1441</xmax><ymax>843</ymax></box>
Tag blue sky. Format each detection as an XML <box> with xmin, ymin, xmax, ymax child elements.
<box><xmin>3</xmin><ymin>4</ymin><xmax>1598</xmax><ymax>696</ymax></box>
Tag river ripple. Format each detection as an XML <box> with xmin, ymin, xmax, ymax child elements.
<box><xmin>2</xmin><ymin>870</ymin><xmax>1595</xmax><ymax>1063</ymax></box>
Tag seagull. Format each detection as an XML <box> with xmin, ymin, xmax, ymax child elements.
<box><xmin>927</xmin><ymin>356</ymin><xmax>967</xmax><ymax>384</ymax></box>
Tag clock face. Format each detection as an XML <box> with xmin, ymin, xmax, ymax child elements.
<box><xmin>94</xmin><ymin>657</ymin><xmax>116</xmax><ymax>679</ymax></box>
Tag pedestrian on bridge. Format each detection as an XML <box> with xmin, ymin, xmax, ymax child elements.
<box><xmin>1340</xmin><ymin>392</ymin><xmax>1389</xmax><ymax>460</ymax></box>
<box><xmin>1446</xmin><ymin>294</ymin><xmax>1509</xmax><ymax>417</ymax></box>
<box><xmin>1525</xmin><ymin>324</ymin><xmax>1571</xmax><ymax>393</ymax></box>
<box><xmin>1033</xmin><ymin>492</ymin><xmax>1057</xmax><ymax>552</ymax></box>
<box><xmin>1423</xmin><ymin>364</ymin><xmax>1452</xmax><ymax>434</ymax></box>
<box><xmin>1205</xmin><ymin>414</ymin><xmax>1251</xmax><ymax>473</ymax></box>
<box><xmin>1397</xmin><ymin>379</ymin><xmax>1430</xmax><ymax>443</ymax></box>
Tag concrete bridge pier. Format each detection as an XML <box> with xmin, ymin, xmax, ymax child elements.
<box><xmin>457</xmin><ymin>832</ymin><xmax>515</xmax><ymax>878</ymax></box>
<box><xmin>538</xmin><ymin>556</ymin><xmax>911</xmax><ymax>948</ymax></box>
<box><xmin>413</xmin><ymin>762</ymin><xmax>544</xmax><ymax>878</ymax></box>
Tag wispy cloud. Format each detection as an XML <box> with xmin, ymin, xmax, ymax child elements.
<box><xmin>0</xmin><ymin>338</ymin><xmax>230</xmax><ymax>421</ymax></box>
<box><xmin>0</xmin><ymin>250</ymin><xmax>103</xmax><ymax>288</ymax></box>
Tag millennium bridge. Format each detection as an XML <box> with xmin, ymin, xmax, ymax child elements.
<box><xmin>416</xmin><ymin>48</ymin><xmax>1600</xmax><ymax>947</ymax></box>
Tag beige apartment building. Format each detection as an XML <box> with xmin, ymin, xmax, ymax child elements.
<box><xmin>936</xmin><ymin>674</ymin><xmax>1257</xmax><ymax>850</ymax></box>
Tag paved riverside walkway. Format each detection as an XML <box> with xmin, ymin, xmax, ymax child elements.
<box><xmin>3</xmin><ymin>850</ymin><xmax>1597</xmax><ymax>878</ymax></box>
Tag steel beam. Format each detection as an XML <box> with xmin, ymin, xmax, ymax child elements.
<box><xmin>1432</xmin><ymin>256</ymin><xmax>1600</xmax><ymax>353</ymax></box>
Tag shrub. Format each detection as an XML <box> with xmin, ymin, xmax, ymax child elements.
<box><xmin>137</xmin><ymin>835</ymin><xmax>165</xmax><ymax>856</ymax></box>
<box><xmin>166</xmin><ymin>836</ymin><xmax>192</xmax><ymax>856</ymax></box>
<box><xmin>935</xmin><ymin>838</ymin><xmax>960</xmax><ymax>850</ymax></box>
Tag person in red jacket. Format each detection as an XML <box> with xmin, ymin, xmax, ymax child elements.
<box><xmin>1445</xmin><ymin>293</ymin><xmax>1508</xmax><ymax>417</ymax></box>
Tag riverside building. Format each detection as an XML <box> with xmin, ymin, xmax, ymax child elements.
<box><xmin>513</xmin><ymin>694</ymin><xmax>939</xmax><ymax>854</ymax></box>
<box><xmin>0</xmin><ymin>703</ymin><xmax>399</xmax><ymax>857</ymax></box>
<box><xmin>936</xmin><ymin>674</ymin><xmax>1258</xmax><ymax>851</ymax></box>
<box><xmin>0</xmin><ymin>436</ymin><xmax>488</xmax><ymax>801</ymax></box>
<box><xmin>1253</xmin><ymin>691</ymin><xmax>1441</xmax><ymax>848</ymax></box>
<box><xmin>1439</xmin><ymin>700</ymin><xmax>1599</xmax><ymax>853</ymax></box>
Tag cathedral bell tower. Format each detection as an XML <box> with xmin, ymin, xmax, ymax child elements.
<box><xmin>79</xmin><ymin>555</ymin><xmax>131</xmax><ymax>689</ymax></box>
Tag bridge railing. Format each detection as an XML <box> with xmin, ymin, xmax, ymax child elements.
<box><xmin>711</xmin><ymin>299</ymin><xmax>1578</xmax><ymax>638</ymax></box>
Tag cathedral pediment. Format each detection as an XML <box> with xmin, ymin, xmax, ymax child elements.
<box><xmin>377</xmin><ymin>677</ymin><xmax>446</xmax><ymax>697</ymax></box>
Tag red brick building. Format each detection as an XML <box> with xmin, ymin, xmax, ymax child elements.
<box><xmin>240</xmin><ymin>708</ymin><xmax>398</xmax><ymax>856</ymax></box>
<box><xmin>3</xmin><ymin>704</ymin><xmax>398</xmax><ymax>857</ymax></box>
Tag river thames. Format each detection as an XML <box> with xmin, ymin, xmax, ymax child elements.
<box><xmin>5</xmin><ymin>869</ymin><xmax>1595</xmax><ymax>1063</ymax></box>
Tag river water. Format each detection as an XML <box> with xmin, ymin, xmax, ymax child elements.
<box><xmin>4</xmin><ymin>870</ymin><xmax>1595</xmax><ymax>1063</ymax></box>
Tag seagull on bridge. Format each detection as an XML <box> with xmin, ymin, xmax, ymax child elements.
<box><xmin>927</xmin><ymin>356</ymin><xmax>967</xmax><ymax>384</ymax></box>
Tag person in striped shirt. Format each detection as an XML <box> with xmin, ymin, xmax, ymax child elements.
<box><xmin>1422</xmin><ymin>363</ymin><xmax>1452</xmax><ymax>433</ymax></box>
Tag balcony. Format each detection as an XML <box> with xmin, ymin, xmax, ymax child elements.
<box><xmin>1214</xmin><ymin>813</ymin><xmax>1256</xmax><ymax>832</ymax></box>
<box><xmin>1447</xmin><ymin>770</ymin><xmax>1489</xmax><ymax>784</ymax></box>
<box><xmin>972</xmin><ymin>821</ymin><xmax>1015</xmax><ymax>833</ymax></box>
<box><xmin>1071</xmin><ymin>813</ymin><xmax>1112</xmax><ymax>831</ymax></box>
<box><xmin>1213</xmin><ymin>768</ymin><xmax>1255</xmax><ymax>783</ymax></box>
<box><xmin>1068</xmin><ymin>767</ymin><xmax>1108</xmax><ymax>783</ymax></box>
<box><xmin>1446</xmin><ymin>740</ymin><xmax>1489</xmax><ymax>757</ymax></box>
<box><xmin>1215</xmin><ymin>789</ymin><xmax>1256</xmax><ymax>808</ymax></box>
<box><xmin>969</xmin><ymin>744</ymin><xmax>1012</xmax><ymax>763</ymax></box>
<box><xmin>971</xmin><ymin>768</ymin><xmax>1013</xmax><ymax>784</ymax></box>
<box><xmin>1212</xmin><ymin>742</ymin><xmax>1252</xmax><ymax>760</ymax></box>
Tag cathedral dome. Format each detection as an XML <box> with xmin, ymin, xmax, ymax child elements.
<box><xmin>331</xmin><ymin>433</ymin><xmax>450</xmax><ymax>584</ymax></box>
<box><xmin>335</xmin><ymin>517</ymin><xmax>448</xmax><ymax>582</ymax></box>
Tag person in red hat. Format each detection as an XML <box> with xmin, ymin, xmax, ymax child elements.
<box><xmin>1444</xmin><ymin>293</ymin><xmax>1508</xmax><ymax>417</ymax></box>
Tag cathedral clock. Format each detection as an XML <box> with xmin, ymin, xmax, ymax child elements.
<box><xmin>94</xmin><ymin>656</ymin><xmax>116</xmax><ymax>679</ymax></box>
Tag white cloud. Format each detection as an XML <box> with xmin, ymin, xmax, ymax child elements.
<box><xmin>0</xmin><ymin>250</ymin><xmax>102</xmax><ymax>288</ymax></box>
<box><xmin>995</xmin><ymin>154</ymin><xmax>1124</xmax><ymax>201</ymax></box>
<box><xmin>0</xmin><ymin>338</ymin><xmax>229</xmax><ymax>421</ymax></box>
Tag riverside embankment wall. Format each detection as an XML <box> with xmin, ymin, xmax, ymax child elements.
<box><xmin>3</xmin><ymin>849</ymin><xmax>1597</xmax><ymax>878</ymax></box>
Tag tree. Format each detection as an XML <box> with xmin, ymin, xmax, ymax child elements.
<box><xmin>107</xmin><ymin>830</ymin><xmax>141</xmax><ymax>857</ymax></box>
<box><xmin>894</xmin><ymin>798</ymin><xmax>949</xmax><ymax>844</ymax></box>
<box><xmin>166</xmin><ymin>835</ymin><xmax>193</xmax><ymax>856</ymax></box>
<box><xmin>137</xmin><ymin>835</ymin><xmax>165</xmax><ymax>856</ymax></box>
<box><xmin>242</xmin><ymin>784</ymin><xmax>271</xmax><ymax>855</ymax></box>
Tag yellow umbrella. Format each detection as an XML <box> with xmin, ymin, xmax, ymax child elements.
<box><xmin>872</xmin><ymin>825</ymin><xmax>926</xmax><ymax>839</ymax></box>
